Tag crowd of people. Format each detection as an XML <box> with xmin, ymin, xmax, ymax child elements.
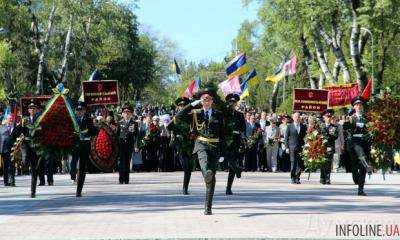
<box><xmin>0</xmin><ymin>88</ymin><xmax>399</xmax><ymax>214</ymax></box>
<box><xmin>1</xmin><ymin>99</ymin><xmax>399</xmax><ymax>185</ymax></box>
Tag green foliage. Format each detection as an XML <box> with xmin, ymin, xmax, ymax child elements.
<box><xmin>0</xmin><ymin>0</ymin><xmax>159</xmax><ymax>104</ymax></box>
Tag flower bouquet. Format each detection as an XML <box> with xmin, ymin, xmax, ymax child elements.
<box><xmin>139</xmin><ymin>123</ymin><xmax>160</xmax><ymax>148</ymax></box>
<box><xmin>31</xmin><ymin>84</ymin><xmax>79</xmax><ymax>158</ymax></box>
<box><xmin>366</xmin><ymin>92</ymin><xmax>400</xmax><ymax>171</ymax></box>
<box><xmin>245</xmin><ymin>128</ymin><xmax>263</xmax><ymax>150</ymax></box>
<box><xmin>90</xmin><ymin>122</ymin><xmax>118</xmax><ymax>172</ymax></box>
<box><xmin>302</xmin><ymin>129</ymin><xmax>328</xmax><ymax>172</ymax></box>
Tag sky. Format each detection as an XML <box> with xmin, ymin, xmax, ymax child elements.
<box><xmin>132</xmin><ymin>0</ymin><xmax>258</xmax><ymax>63</ymax></box>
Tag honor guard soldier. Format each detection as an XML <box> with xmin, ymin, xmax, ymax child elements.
<box><xmin>167</xmin><ymin>97</ymin><xmax>194</xmax><ymax>195</ymax></box>
<box><xmin>75</xmin><ymin>102</ymin><xmax>97</xmax><ymax>197</ymax></box>
<box><xmin>320</xmin><ymin>109</ymin><xmax>338</xmax><ymax>185</ymax></box>
<box><xmin>344</xmin><ymin>96</ymin><xmax>372</xmax><ymax>196</ymax></box>
<box><xmin>118</xmin><ymin>105</ymin><xmax>138</xmax><ymax>184</ymax></box>
<box><xmin>11</xmin><ymin>101</ymin><xmax>41</xmax><ymax>195</ymax></box>
<box><xmin>174</xmin><ymin>88</ymin><xmax>225</xmax><ymax>215</ymax></box>
<box><xmin>223</xmin><ymin>93</ymin><xmax>245</xmax><ymax>195</ymax></box>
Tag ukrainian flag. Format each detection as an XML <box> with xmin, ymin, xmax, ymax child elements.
<box><xmin>226</xmin><ymin>53</ymin><xmax>250</xmax><ymax>78</ymax></box>
<box><xmin>240</xmin><ymin>79</ymin><xmax>249</xmax><ymax>100</ymax></box>
<box><xmin>266</xmin><ymin>71</ymin><xmax>285</xmax><ymax>83</ymax></box>
<box><xmin>245</xmin><ymin>69</ymin><xmax>259</xmax><ymax>87</ymax></box>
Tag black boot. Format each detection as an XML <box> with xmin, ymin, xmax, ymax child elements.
<box><xmin>326</xmin><ymin>173</ymin><xmax>331</xmax><ymax>185</ymax></box>
<box><xmin>31</xmin><ymin>173</ymin><xmax>37</xmax><ymax>198</ymax></box>
<box><xmin>226</xmin><ymin>170</ymin><xmax>235</xmax><ymax>195</ymax></box>
<box><xmin>183</xmin><ymin>171</ymin><xmax>191</xmax><ymax>195</ymax></box>
<box><xmin>76</xmin><ymin>170</ymin><xmax>86</xmax><ymax>197</ymax></box>
<box><xmin>204</xmin><ymin>175</ymin><xmax>215</xmax><ymax>215</ymax></box>
<box><xmin>358</xmin><ymin>184</ymin><xmax>366</xmax><ymax>196</ymax></box>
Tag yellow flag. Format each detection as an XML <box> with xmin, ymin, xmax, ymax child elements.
<box><xmin>240</xmin><ymin>88</ymin><xmax>250</xmax><ymax>100</ymax></box>
<box><xmin>266</xmin><ymin>71</ymin><xmax>285</xmax><ymax>83</ymax></box>
<box><xmin>394</xmin><ymin>152</ymin><xmax>400</xmax><ymax>165</ymax></box>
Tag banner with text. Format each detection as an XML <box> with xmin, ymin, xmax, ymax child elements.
<box><xmin>20</xmin><ymin>95</ymin><xmax>52</xmax><ymax>116</ymax></box>
<box><xmin>293</xmin><ymin>88</ymin><xmax>329</xmax><ymax>113</ymax></box>
<box><xmin>82</xmin><ymin>80</ymin><xmax>119</xmax><ymax>106</ymax></box>
<box><xmin>324</xmin><ymin>83</ymin><xmax>359</xmax><ymax>108</ymax></box>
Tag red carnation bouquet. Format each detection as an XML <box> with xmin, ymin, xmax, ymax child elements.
<box><xmin>31</xmin><ymin>84</ymin><xmax>79</xmax><ymax>158</ymax></box>
<box><xmin>90</xmin><ymin>122</ymin><xmax>118</xmax><ymax>172</ymax></box>
<box><xmin>366</xmin><ymin>91</ymin><xmax>400</xmax><ymax>170</ymax></box>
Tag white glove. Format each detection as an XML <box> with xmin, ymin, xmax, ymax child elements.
<box><xmin>285</xmin><ymin>148</ymin><xmax>289</xmax><ymax>154</ymax></box>
<box><xmin>218</xmin><ymin>157</ymin><xmax>225</xmax><ymax>163</ymax></box>
<box><xmin>190</xmin><ymin>99</ymin><xmax>202</xmax><ymax>107</ymax></box>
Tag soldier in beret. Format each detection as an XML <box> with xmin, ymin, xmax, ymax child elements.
<box><xmin>174</xmin><ymin>87</ymin><xmax>225</xmax><ymax>215</ymax></box>
<box><xmin>222</xmin><ymin>93</ymin><xmax>246</xmax><ymax>195</ymax></box>
<box><xmin>320</xmin><ymin>109</ymin><xmax>338</xmax><ymax>185</ymax></box>
<box><xmin>167</xmin><ymin>97</ymin><xmax>194</xmax><ymax>195</ymax></box>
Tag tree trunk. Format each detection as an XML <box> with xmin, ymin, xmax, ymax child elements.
<box><xmin>319</xmin><ymin>22</ymin><xmax>351</xmax><ymax>83</ymax></box>
<box><xmin>36</xmin><ymin>1</ymin><xmax>57</xmax><ymax>94</ymax></box>
<box><xmin>75</xmin><ymin>16</ymin><xmax>92</xmax><ymax>86</ymax></box>
<box><xmin>27</xmin><ymin>0</ymin><xmax>40</xmax><ymax>54</ymax></box>
<box><xmin>60</xmin><ymin>14</ymin><xmax>74</xmax><ymax>84</ymax></box>
<box><xmin>312</xmin><ymin>29</ymin><xmax>333</xmax><ymax>83</ymax></box>
<box><xmin>332</xmin><ymin>60</ymin><xmax>341</xmax><ymax>83</ymax></box>
<box><xmin>300</xmin><ymin>34</ymin><xmax>315</xmax><ymax>88</ymax></box>
<box><xmin>318</xmin><ymin>72</ymin><xmax>326</xmax><ymax>89</ymax></box>
<box><xmin>348</xmin><ymin>1</ymin><xmax>368</xmax><ymax>90</ymax></box>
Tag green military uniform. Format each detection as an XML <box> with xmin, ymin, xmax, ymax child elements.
<box><xmin>223</xmin><ymin>93</ymin><xmax>246</xmax><ymax>195</ymax></box>
<box><xmin>320</xmin><ymin>109</ymin><xmax>338</xmax><ymax>184</ymax></box>
<box><xmin>174</xmin><ymin>88</ymin><xmax>225</xmax><ymax>215</ymax></box>
<box><xmin>11</xmin><ymin>102</ymin><xmax>40</xmax><ymax>197</ymax></box>
<box><xmin>343</xmin><ymin>96</ymin><xmax>371</xmax><ymax>196</ymax></box>
<box><xmin>167</xmin><ymin>97</ymin><xmax>195</xmax><ymax>195</ymax></box>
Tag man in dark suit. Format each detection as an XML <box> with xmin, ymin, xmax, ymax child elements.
<box><xmin>285</xmin><ymin>112</ymin><xmax>307</xmax><ymax>184</ymax></box>
<box><xmin>75</xmin><ymin>102</ymin><xmax>97</xmax><ymax>197</ymax></box>
<box><xmin>223</xmin><ymin>93</ymin><xmax>246</xmax><ymax>195</ymax></box>
<box><xmin>175</xmin><ymin>87</ymin><xmax>225</xmax><ymax>215</ymax></box>
<box><xmin>1</xmin><ymin>115</ymin><xmax>15</xmax><ymax>186</ymax></box>
<box><xmin>245</xmin><ymin>113</ymin><xmax>261</xmax><ymax>171</ymax></box>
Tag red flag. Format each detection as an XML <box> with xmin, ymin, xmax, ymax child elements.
<box><xmin>361</xmin><ymin>78</ymin><xmax>372</xmax><ymax>100</ymax></box>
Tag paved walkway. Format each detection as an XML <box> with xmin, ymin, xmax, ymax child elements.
<box><xmin>0</xmin><ymin>172</ymin><xmax>399</xmax><ymax>239</ymax></box>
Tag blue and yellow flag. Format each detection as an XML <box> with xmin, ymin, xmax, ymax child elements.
<box><xmin>266</xmin><ymin>71</ymin><xmax>285</xmax><ymax>83</ymax></box>
<box><xmin>245</xmin><ymin>69</ymin><xmax>259</xmax><ymax>87</ymax></box>
<box><xmin>240</xmin><ymin>79</ymin><xmax>249</xmax><ymax>100</ymax></box>
<box><xmin>226</xmin><ymin>53</ymin><xmax>250</xmax><ymax>78</ymax></box>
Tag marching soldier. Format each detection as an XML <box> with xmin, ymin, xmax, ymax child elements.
<box><xmin>75</xmin><ymin>102</ymin><xmax>97</xmax><ymax>197</ymax></box>
<box><xmin>10</xmin><ymin>101</ymin><xmax>40</xmax><ymax>195</ymax></box>
<box><xmin>118</xmin><ymin>105</ymin><xmax>138</xmax><ymax>184</ymax></box>
<box><xmin>343</xmin><ymin>96</ymin><xmax>372</xmax><ymax>196</ymax></box>
<box><xmin>167</xmin><ymin>97</ymin><xmax>194</xmax><ymax>195</ymax></box>
<box><xmin>174</xmin><ymin>87</ymin><xmax>225</xmax><ymax>215</ymax></box>
<box><xmin>222</xmin><ymin>93</ymin><xmax>245</xmax><ymax>195</ymax></box>
<box><xmin>320</xmin><ymin>109</ymin><xmax>338</xmax><ymax>185</ymax></box>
